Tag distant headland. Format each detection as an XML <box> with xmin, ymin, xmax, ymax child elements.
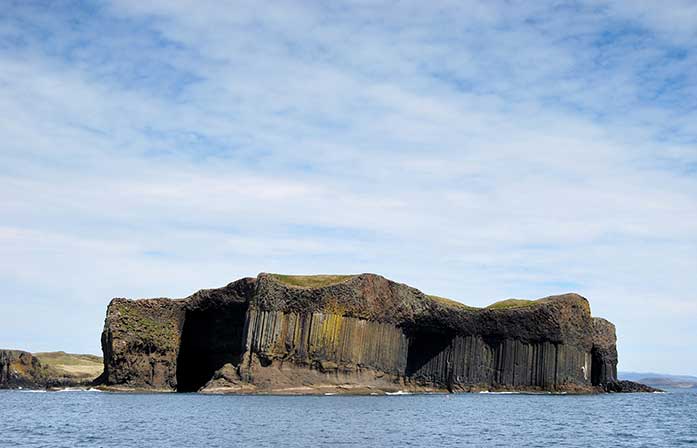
<box><xmin>1</xmin><ymin>273</ymin><xmax>658</xmax><ymax>393</ymax></box>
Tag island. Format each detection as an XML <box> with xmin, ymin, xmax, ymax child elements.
<box><xmin>94</xmin><ymin>272</ymin><xmax>653</xmax><ymax>394</ymax></box>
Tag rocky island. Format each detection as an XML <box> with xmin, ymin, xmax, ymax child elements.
<box><xmin>96</xmin><ymin>273</ymin><xmax>651</xmax><ymax>394</ymax></box>
<box><xmin>0</xmin><ymin>350</ymin><xmax>102</xmax><ymax>389</ymax></box>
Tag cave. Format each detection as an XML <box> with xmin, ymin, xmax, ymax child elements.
<box><xmin>176</xmin><ymin>302</ymin><xmax>249</xmax><ymax>392</ymax></box>
<box><xmin>591</xmin><ymin>347</ymin><xmax>604</xmax><ymax>386</ymax></box>
<box><xmin>590</xmin><ymin>345</ymin><xmax>618</xmax><ymax>386</ymax></box>
<box><xmin>405</xmin><ymin>327</ymin><xmax>456</xmax><ymax>385</ymax></box>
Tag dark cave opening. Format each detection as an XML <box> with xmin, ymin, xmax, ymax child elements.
<box><xmin>405</xmin><ymin>327</ymin><xmax>456</xmax><ymax>383</ymax></box>
<box><xmin>591</xmin><ymin>347</ymin><xmax>603</xmax><ymax>386</ymax></box>
<box><xmin>176</xmin><ymin>302</ymin><xmax>249</xmax><ymax>392</ymax></box>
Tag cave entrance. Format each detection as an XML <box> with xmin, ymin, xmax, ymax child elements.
<box><xmin>405</xmin><ymin>327</ymin><xmax>456</xmax><ymax>386</ymax></box>
<box><xmin>591</xmin><ymin>347</ymin><xmax>603</xmax><ymax>385</ymax></box>
<box><xmin>176</xmin><ymin>302</ymin><xmax>249</xmax><ymax>392</ymax></box>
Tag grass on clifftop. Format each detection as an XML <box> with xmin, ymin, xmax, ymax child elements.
<box><xmin>112</xmin><ymin>302</ymin><xmax>180</xmax><ymax>352</ymax></box>
<box><xmin>33</xmin><ymin>351</ymin><xmax>103</xmax><ymax>379</ymax></box>
<box><xmin>427</xmin><ymin>295</ymin><xmax>479</xmax><ymax>310</ymax></box>
<box><xmin>270</xmin><ymin>274</ymin><xmax>356</xmax><ymax>288</ymax></box>
<box><xmin>486</xmin><ymin>299</ymin><xmax>536</xmax><ymax>310</ymax></box>
<box><xmin>426</xmin><ymin>295</ymin><xmax>539</xmax><ymax>311</ymax></box>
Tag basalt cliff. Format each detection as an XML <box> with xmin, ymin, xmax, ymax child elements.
<box><xmin>99</xmin><ymin>273</ymin><xmax>630</xmax><ymax>394</ymax></box>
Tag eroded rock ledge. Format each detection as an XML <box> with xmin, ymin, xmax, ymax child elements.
<box><xmin>99</xmin><ymin>273</ymin><xmax>628</xmax><ymax>394</ymax></box>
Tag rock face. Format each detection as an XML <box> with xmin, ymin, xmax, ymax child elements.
<box><xmin>0</xmin><ymin>350</ymin><xmax>44</xmax><ymax>388</ymax></box>
<box><xmin>101</xmin><ymin>298</ymin><xmax>185</xmax><ymax>389</ymax></box>
<box><xmin>99</xmin><ymin>273</ymin><xmax>623</xmax><ymax>393</ymax></box>
<box><xmin>590</xmin><ymin>318</ymin><xmax>618</xmax><ymax>386</ymax></box>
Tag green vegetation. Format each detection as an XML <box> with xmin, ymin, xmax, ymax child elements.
<box><xmin>34</xmin><ymin>351</ymin><xmax>103</xmax><ymax>379</ymax></box>
<box><xmin>486</xmin><ymin>299</ymin><xmax>536</xmax><ymax>310</ymax></box>
<box><xmin>113</xmin><ymin>303</ymin><xmax>180</xmax><ymax>352</ymax></box>
<box><xmin>270</xmin><ymin>274</ymin><xmax>356</xmax><ymax>289</ymax></box>
<box><xmin>426</xmin><ymin>295</ymin><xmax>479</xmax><ymax>310</ymax></box>
<box><xmin>34</xmin><ymin>351</ymin><xmax>102</xmax><ymax>366</ymax></box>
<box><xmin>426</xmin><ymin>295</ymin><xmax>540</xmax><ymax>311</ymax></box>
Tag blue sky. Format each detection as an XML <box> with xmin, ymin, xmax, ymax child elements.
<box><xmin>1</xmin><ymin>1</ymin><xmax>696</xmax><ymax>374</ymax></box>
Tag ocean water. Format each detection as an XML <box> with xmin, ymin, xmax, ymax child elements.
<box><xmin>1</xmin><ymin>389</ymin><xmax>695</xmax><ymax>447</ymax></box>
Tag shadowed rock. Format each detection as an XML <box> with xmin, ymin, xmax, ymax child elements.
<box><xmin>603</xmin><ymin>380</ymin><xmax>661</xmax><ymax>393</ymax></box>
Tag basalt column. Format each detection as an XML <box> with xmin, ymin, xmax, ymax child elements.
<box><xmin>591</xmin><ymin>318</ymin><xmax>618</xmax><ymax>385</ymax></box>
<box><xmin>244</xmin><ymin>309</ymin><xmax>409</xmax><ymax>375</ymax></box>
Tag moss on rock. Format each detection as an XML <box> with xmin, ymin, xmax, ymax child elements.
<box><xmin>269</xmin><ymin>274</ymin><xmax>356</xmax><ymax>289</ymax></box>
<box><xmin>486</xmin><ymin>298</ymin><xmax>536</xmax><ymax>310</ymax></box>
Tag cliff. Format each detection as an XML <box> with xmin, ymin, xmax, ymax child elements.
<box><xmin>99</xmin><ymin>273</ymin><xmax>629</xmax><ymax>394</ymax></box>
<box><xmin>0</xmin><ymin>350</ymin><xmax>45</xmax><ymax>388</ymax></box>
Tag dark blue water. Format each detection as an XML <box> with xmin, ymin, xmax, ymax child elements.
<box><xmin>1</xmin><ymin>389</ymin><xmax>696</xmax><ymax>447</ymax></box>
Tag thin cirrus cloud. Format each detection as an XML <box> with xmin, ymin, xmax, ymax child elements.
<box><xmin>0</xmin><ymin>1</ymin><xmax>695</xmax><ymax>374</ymax></box>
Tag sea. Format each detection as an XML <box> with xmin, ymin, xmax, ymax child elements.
<box><xmin>1</xmin><ymin>388</ymin><xmax>695</xmax><ymax>447</ymax></box>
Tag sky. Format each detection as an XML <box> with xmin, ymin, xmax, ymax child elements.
<box><xmin>1</xmin><ymin>1</ymin><xmax>696</xmax><ymax>374</ymax></box>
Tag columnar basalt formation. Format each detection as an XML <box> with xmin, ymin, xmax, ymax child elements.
<box><xmin>590</xmin><ymin>318</ymin><xmax>619</xmax><ymax>385</ymax></box>
<box><xmin>99</xmin><ymin>273</ymin><xmax>624</xmax><ymax>393</ymax></box>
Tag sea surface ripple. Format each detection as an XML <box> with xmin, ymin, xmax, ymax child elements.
<box><xmin>1</xmin><ymin>388</ymin><xmax>695</xmax><ymax>447</ymax></box>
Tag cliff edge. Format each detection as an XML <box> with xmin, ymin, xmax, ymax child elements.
<box><xmin>98</xmin><ymin>273</ymin><xmax>636</xmax><ymax>394</ymax></box>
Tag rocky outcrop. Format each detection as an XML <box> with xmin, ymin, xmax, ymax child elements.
<box><xmin>0</xmin><ymin>350</ymin><xmax>99</xmax><ymax>389</ymax></box>
<box><xmin>602</xmin><ymin>380</ymin><xmax>661</xmax><ymax>393</ymax></box>
<box><xmin>0</xmin><ymin>350</ymin><xmax>44</xmax><ymax>388</ymax></box>
<box><xmin>99</xmin><ymin>273</ymin><xmax>630</xmax><ymax>394</ymax></box>
<box><xmin>101</xmin><ymin>298</ymin><xmax>186</xmax><ymax>389</ymax></box>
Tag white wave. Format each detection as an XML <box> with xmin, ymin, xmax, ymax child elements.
<box><xmin>385</xmin><ymin>390</ymin><xmax>412</xmax><ymax>395</ymax></box>
<box><xmin>57</xmin><ymin>387</ymin><xmax>102</xmax><ymax>393</ymax></box>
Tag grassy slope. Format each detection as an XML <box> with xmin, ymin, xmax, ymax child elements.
<box><xmin>426</xmin><ymin>295</ymin><xmax>479</xmax><ymax>310</ymax></box>
<box><xmin>427</xmin><ymin>296</ymin><xmax>536</xmax><ymax>311</ymax></box>
<box><xmin>485</xmin><ymin>299</ymin><xmax>535</xmax><ymax>310</ymax></box>
<box><xmin>270</xmin><ymin>274</ymin><xmax>356</xmax><ymax>288</ymax></box>
<box><xmin>33</xmin><ymin>351</ymin><xmax>103</xmax><ymax>379</ymax></box>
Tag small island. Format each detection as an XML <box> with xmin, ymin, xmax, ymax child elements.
<box><xmin>90</xmin><ymin>273</ymin><xmax>654</xmax><ymax>394</ymax></box>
